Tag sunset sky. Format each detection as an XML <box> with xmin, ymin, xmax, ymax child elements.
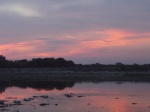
<box><xmin>0</xmin><ymin>0</ymin><xmax>150</xmax><ymax>64</ymax></box>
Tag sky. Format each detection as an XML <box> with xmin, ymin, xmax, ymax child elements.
<box><xmin>0</xmin><ymin>0</ymin><xmax>150</xmax><ymax>64</ymax></box>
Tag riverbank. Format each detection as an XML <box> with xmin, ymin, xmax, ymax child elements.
<box><xmin>0</xmin><ymin>68</ymin><xmax>150</xmax><ymax>81</ymax></box>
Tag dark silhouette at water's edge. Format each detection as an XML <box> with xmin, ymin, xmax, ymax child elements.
<box><xmin>0</xmin><ymin>80</ymin><xmax>75</xmax><ymax>93</ymax></box>
<box><xmin>0</xmin><ymin>79</ymin><xmax>150</xmax><ymax>94</ymax></box>
<box><xmin>0</xmin><ymin>55</ymin><xmax>150</xmax><ymax>72</ymax></box>
<box><xmin>0</xmin><ymin>55</ymin><xmax>150</xmax><ymax>93</ymax></box>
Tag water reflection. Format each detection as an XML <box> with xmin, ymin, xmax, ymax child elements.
<box><xmin>0</xmin><ymin>81</ymin><xmax>75</xmax><ymax>93</ymax></box>
<box><xmin>0</xmin><ymin>81</ymin><xmax>150</xmax><ymax>112</ymax></box>
<box><xmin>0</xmin><ymin>80</ymin><xmax>150</xmax><ymax>94</ymax></box>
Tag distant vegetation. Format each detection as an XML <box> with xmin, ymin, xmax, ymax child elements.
<box><xmin>0</xmin><ymin>55</ymin><xmax>75</xmax><ymax>68</ymax></box>
<box><xmin>0</xmin><ymin>55</ymin><xmax>150</xmax><ymax>72</ymax></box>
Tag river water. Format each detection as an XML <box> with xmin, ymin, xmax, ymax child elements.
<box><xmin>0</xmin><ymin>81</ymin><xmax>150</xmax><ymax>112</ymax></box>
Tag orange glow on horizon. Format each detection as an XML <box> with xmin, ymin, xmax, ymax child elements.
<box><xmin>1</xmin><ymin>29</ymin><xmax>150</xmax><ymax>60</ymax></box>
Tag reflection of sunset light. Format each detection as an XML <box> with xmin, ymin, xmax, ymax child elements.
<box><xmin>0</xmin><ymin>82</ymin><xmax>150</xmax><ymax>111</ymax></box>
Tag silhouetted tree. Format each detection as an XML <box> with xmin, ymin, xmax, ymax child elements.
<box><xmin>0</xmin><ymin>55</ymin><xmax>6</xmax><ymax>68</ymax></box>
<box><xmin>56</xmin><ymin>58</ymin><xmax>67</xmax><ymax>67</ymax></box>
<box><xmin>0</xmin><ymin>55</ymin><xmax>150</xmax><ymax>72</ymax></box>
<box><xmin>0</xmin><ymin>55</ymin><xmax>6</xmax><ymax>61</ymax></box>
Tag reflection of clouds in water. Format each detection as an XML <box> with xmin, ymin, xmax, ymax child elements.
<box><xmin>0</xmin><ymin>82</ymin><xmax>150</xmax><ymax>112</ymax></box>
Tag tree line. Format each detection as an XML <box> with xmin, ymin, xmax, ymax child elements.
<box><xmin>0</xmin><ymin>55</ymin><xmax>150</xmax><ymax>72</ymax></box>
<box><xmin>0</xmin><ymin>55</ymin><xmax>75</xmax><ymax>68</ymax></box>
<box><xmin>76</xmin><ymin>63</ymin><xmax>150</xmax><ymax>72</ymax></box>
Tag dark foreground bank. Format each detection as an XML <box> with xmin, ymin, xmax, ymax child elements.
<box><xmin>0</xmin><ymin>68</ymin><xmax>150</xmax><ymax>82</ymax></box>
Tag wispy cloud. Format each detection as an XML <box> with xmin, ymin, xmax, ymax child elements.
<box><xmin>0</xmin><ymin>0</ymin><xmax>150</xmax><ymax>64</ymax></box>
<box><xmin>0</xmin><ymin>4</ymin><xmax>40</xmax><ymax>17</ymax></box>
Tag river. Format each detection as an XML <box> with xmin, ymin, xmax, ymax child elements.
<box><xmin>0</xmin><ymin>81</ymin><xmax>150</xmax><ymax>112</ymax></box>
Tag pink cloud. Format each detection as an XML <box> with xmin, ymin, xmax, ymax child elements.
<box><xmin>0</xmin><ymin>29</ymin><xmax>150</xmax><ymax>64</ymax></box>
